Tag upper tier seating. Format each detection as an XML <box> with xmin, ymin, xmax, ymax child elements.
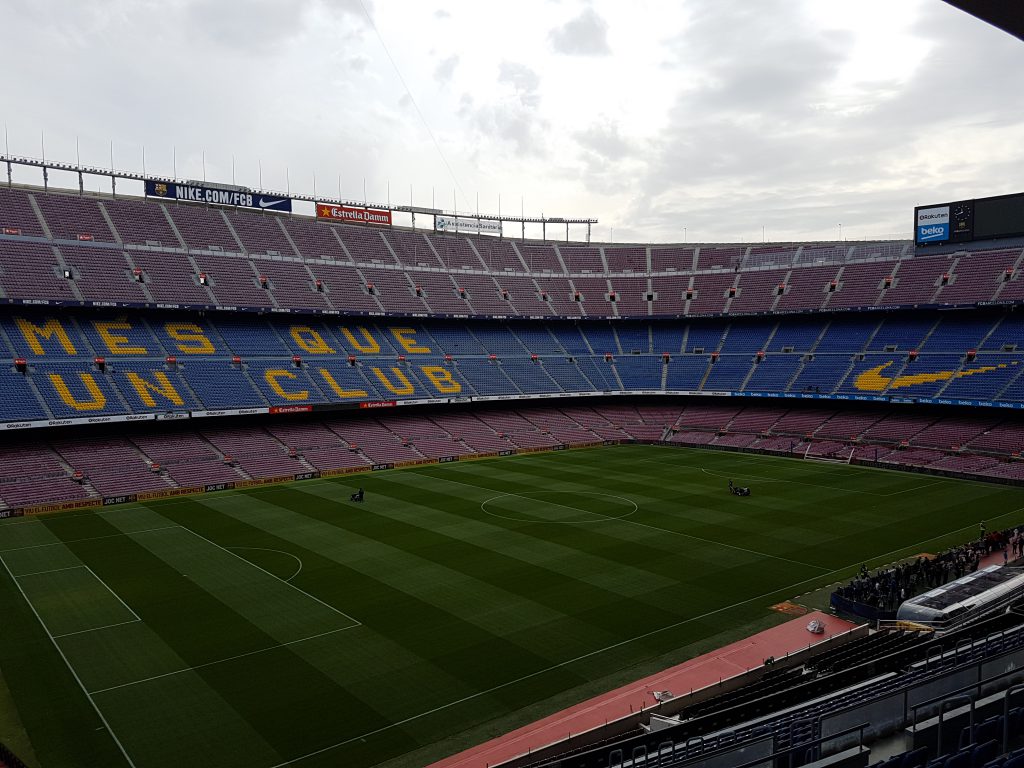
<box><xmin>2</xmin><ymin>186</ymin><xmax>1021</xmax><ymax>319</ymax></box>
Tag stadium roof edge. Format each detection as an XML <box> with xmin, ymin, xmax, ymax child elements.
<box><xmin>943</xmin><ymin>0</ymin><xmax>1024</xmax><ymax>42</ymax></box>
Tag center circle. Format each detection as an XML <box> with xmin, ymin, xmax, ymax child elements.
<box><xmin>480</xmin><ymin>491</ymin><xmax>638</xmax><ymax>524</ymax></box>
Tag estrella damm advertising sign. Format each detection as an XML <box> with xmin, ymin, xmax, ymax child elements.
<box><xmin>315</xmin><ymin>203</ymin><xmax>392</xmax><ymax>226</ymax></box>
<box><xmin>145</xmin><ymin>180</ymin><xmax>292</xmax><ymax>212</ymax></box>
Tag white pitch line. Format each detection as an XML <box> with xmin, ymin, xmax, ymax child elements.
<box><xmin>0</xmin><ymin>525</ymin><xmax>181</xmax><ymax>553</ymax></box>
<box><xmin>227</xmin><ymin>546</ymin><xmax>304</xmax><ymax>582</ymax></box>
<box><xmin>53</xmin><ymin>618</ymin><xmax>142</xmax><ymax>640</ymax></box>
<box><xmin>88</xmin><ymin>624</ymin><xmax>359</xmax><ymax>696</ymax></box>
<box><xmin>408</xmin><ymin>469</ymin><xmax>828</xmax><ymax>572</ymax></box>
<box><xmin>0</xmin><ymin>554</ymin><xmax>139</xmax><ymax>767</ymax></box>
<box><xmin>81</xmin><ymin>563</ymin><xmax>141</xmax><ymax>622</ymax></box>
<box><xmin>174</xmin><ymin>524</ymin><xmax>361</xmax><ymax>628</ymax></box>
<box><xmin>14</xmin><ymin>564</ymin><xmax>87</xmax><ymax>578</ymax></box>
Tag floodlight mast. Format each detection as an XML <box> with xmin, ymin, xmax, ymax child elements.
<box><xmin>0</xmin><ymin>153</ymin><xmax>598</xmax><ymax>243</ymax></box>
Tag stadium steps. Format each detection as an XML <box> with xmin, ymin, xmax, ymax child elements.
<box><xmin>877</xmin><ymin>258</ymin><xmax>904</xmax><ymax>304</ymax></box>
<box><xmin>120</xmin><ymin>249</ymin><xmax>157</xmax><ymax>304</ymax></box>
<box><xmin>238</xmin><ymin>365</ymin><xmax>273</xmax><ymax>408</ymax></box>
<box><xmin>156</xmin><ymin>204</ymin><xmax>190</xmax><ymax>249</ymax></box>
<box><xmin>21</xmin><ymin>373</ymin><xmax>55</xmax><ymax>421</ymax></box>
<box><xmin>553</xmin><ymin>247</ymin><xmax>571</xmax><ymax>275</ymax></box>
<box><xmin>769</xmin><ymin>269</ymin><xmax>792</xmax><ymax>312</ymax></box>
<box><xmin>505</xmin><ymin>241</ymin><xmax>534</xmax><ymax>272</ymax></box>
<box><xmin>197</xmin><ymin>433</ymin><xmax>253</xmax><ymax>480</ymax></box>
<box><xmin>49</xmin><ymin>451</ymin><xmax>102</xmax><ymax>499</ymax></box>
<box><xmin>185</xmin><ymin>254</ymin><xmax>220</xmax><ymax>305</ymax></box>
<box><xmin>351</xmin><ymin>265</ymin><xmax>390</xmax><ymax>314</ymax></box>
<box><xmin>697</xmin><ymin>356</ymin><xmax>716</xmax><ymax>391</ymax></box>
<box><xmin>990</xmin><ymin>249</ymin><xmax>1024</xmax><ymax>302</ymax></box>
<box><xmin>738</xmin><ymin>354</ymin><xmax>760</xmax><ymax>391</ymax></box>
<box><xmin>244</xmin><ymin>258</ymin><xmax>283</xmax><ymax>310</ymax></box>
<box><xmin>914</xmin><ymin>317</ymin><xmax>943</xmax><ymax>352</ymax></box>
<box><xmin>274</xmin><ymin>218</ymin><xmax>304</xmax><ymax>260</ymax></box>
<box><xmin>930</xmin><ymin>255</ymin><xmax>960</xmax><ymax>304</ymax></box>
<box><xmin>722</xmin><ymin>273</ymin><xmax>741</xmax><ymax>314</ymax></box>
<box><xmin>995</xmin><ymin>364</ymin><xmax>1024</xmax><ymax>402</ymax></box>
<box><xmin>421</xmin><ymin>232</ymin><xmax>444</xmax><ymax>265</ymax></box>
<box><xmin>784</xmin><ymin>354</ymin><xmax>810</xmax><ymax>392</ymax></box>
<box><xmin>608</xmin><ymin>324</ymin><xmax>625</xmax><ymax>356</ymax></box>
<box><xmin>458</xmin><ymin>236</ymin><xmax>489</xmax><ymax>270</ymax></box>
<box><xmin>821</xmin><ymin>265</ymin><xmax>842</xmax><ymax>309</ymax></box>
<box><xmin>682</xmin><ymin>275</ymin><xmax>695</xmax><ymax>314</ymax></box>
<box><xmin>25</xmin><ymin>193</ymin><xmax>55</xmax><ymax>240</ymax></box>
<box><xmin>217</xmin><ymin>209</ymin><xmax>248</xmax><ymax>253</ymax></box>
<box><xmin>127</xmin><ymin>441</ymin><xmax>180</xmax><ymax>489</ymax></box>
<box><xmin>96</xmin><ymin>201</ymin><xmax>124</xmax><ymax>246</ymax></box>
<box><xmin>606</xmin><ymin>359</ymin><xmax>625</xmax><ymax>390</ymax></box>
<box><xmin>48</xmin><ymin>243</ymin><xmax>86</xmax><ymax>303</ymax></box>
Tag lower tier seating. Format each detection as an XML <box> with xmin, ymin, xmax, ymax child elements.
<box><xmin>1</xmin><ymin>400</ymin><xmax>1021</xmax><ymax>512</ymax></box>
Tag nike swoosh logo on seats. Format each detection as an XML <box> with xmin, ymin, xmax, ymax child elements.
<box><xmin>854</xmin><ymin>360</ymin><xmax>1017</xmax><ymax>392</ymax></box>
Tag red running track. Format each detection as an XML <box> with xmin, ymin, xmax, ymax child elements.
<box><xmin>429</xmin><ymin>610</ymin><xmax>858</xmax><ymax>768</ymax></box>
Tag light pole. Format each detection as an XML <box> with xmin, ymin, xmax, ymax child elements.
<box><xmin>838</xmin><ymin>223</ymin><xmax>843</xmax><ymax>241</ymax></box>
<box><xmin>683</xmin><ymin>227</ymin><xmax>687</xmax><ymax>243</ymax></box>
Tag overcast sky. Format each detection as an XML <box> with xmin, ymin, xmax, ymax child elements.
<box><xmin>2</xmin><ymin>0</ymin><xmax>1023</xmax><ymax>244</ymax></box>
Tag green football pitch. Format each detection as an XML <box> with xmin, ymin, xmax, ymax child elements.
<box><xmin>1</xmin><ymin>444</ymin><xmax>1021</xmax><ymax>768</ymax></box>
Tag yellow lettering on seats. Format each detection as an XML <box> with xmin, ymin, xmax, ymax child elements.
<box><xmin>291</xmin><ymin>326</ymin><xmax>335</xmax><ymax>354</ymax></box>
<box><xmin>340</xmin><ymin>327</ymin><xmax>381</xmax><ymax>354</ymax></box>
<box><xmin>319</xmin><ymin>369</ymin><xmax>367</xmax><ymax>399</ymax></box>
<box><xmin>48</xmin><ymin>373</ymin><xmax>105</xmax><ymax>410</ymax></box>
<box><xmin>95</xmin><ymin>317</ymin><xmax>147</xmax><ymax>355</ymax></box>
<box><xmin>421</xmin><ymin>365</ymin><xmax>461</xmax><ymax>394</ymax></box>
<box><xmin>164</xmin><ymin>322</ymin><xmax>215</xmax><ymax>354</ymax></box>
<box><xmin>15</xmin><ymin>317</ymin><xmax>77</xmax><ymax>356</ymax></box>
<box><xmin>125</xmin><ymin>371</ymin><xmax>184</xmax><ymax>407</ymax></box>
<box><xmin>264</xmin><ymin>369</ymin><xmax>308</xmax><ymax>401</ymax></box>
<box><xmin>372</xmin><ymin>367</ymin><xmax>415</xmax><ymax>396</ymax></box>
<box><xmin>391</xmin><ymin>327</ymin><xmax>431</xmax><ymax>354</ymax></box>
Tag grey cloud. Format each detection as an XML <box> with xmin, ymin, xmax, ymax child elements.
<box><xmin>497</xmin><ymin>61</ymin><xmax>541</xmax><ymax>107</ymax></box>
<box><xmin>574</xmin><ymin>123</ymin><xmax>631</xmax><ymax>162</ymax></box>
<box><xmin>186</xmin><ymin>0</ymin><xmax>366</xmax><ymax>53</ymax></box>
<box><xmin>549</xmin><ymin>7</ymin><xmax>611</xmax><ymax>56</ymax></box>
<box><xmin>455</xmin><ymin>62</ymin><xmax>547</xmax><ymax>155</ymax></box>
<box><xmin>434</xmin><ymin>55</ymin><xmax>459</xmax><ymax>84</ymax></box>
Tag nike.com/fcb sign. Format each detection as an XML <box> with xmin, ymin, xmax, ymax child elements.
<box><xmin>915</xmin><ymin>205</ymin><xmax>949</xmax><ymax>244</ymax></box>
<box><xmin>145</xmin><ymin>180</ymin><xmax>292</xmax><ymax>212</ymax></box>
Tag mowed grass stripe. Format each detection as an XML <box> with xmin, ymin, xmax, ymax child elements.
<box><xmin>281</xmin><ymin>479</ymin><xmax>689</xmax><ymax>648</ymax></box>
<box><xmin>402</xmin><ymin>457</ymin><xmax>825</xmax><ymax>576</ymax></box>
<box><xmin>464</xmin><ymin>450</ymin><xmax>868</xmax><ymax>560</ymax></box>
<box><xmin>368</xmin><ymin>467</ymin><xmax>815</xmax><ymax>619</ymax></box>
<box><xmin>153</xmin><ymin>493</ymin><xmax>588</xmax><ymax>765</ymax></box>
<box><xmin>193</xmin><ymin>488</ymin><xmax>588</xmax><ymax>668</ymax></box>
<box><xmin>45</xmin><ymin>508</ymin><xmax>395</xmax><ymax>768</ymax></box>
<box><xmin>301</xmin><ymin>472</ymin><xmax>679</xmax><ymax>599</ymax></box>
<box><xmin>480</xmin><ymin>446</ymin><xmax>1015</xmax><ymax>565</ymax></box>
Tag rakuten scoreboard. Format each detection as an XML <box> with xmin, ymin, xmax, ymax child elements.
<box><xmin>915</xmin><ymin>192</ymin><xmax>1024</xmax><ymax>246</ymax></box>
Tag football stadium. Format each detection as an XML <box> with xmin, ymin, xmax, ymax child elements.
<box><xmin>2</xmin><ymin>2</ymin><xmax>1024</xmax><ymax>768</ymax></box>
